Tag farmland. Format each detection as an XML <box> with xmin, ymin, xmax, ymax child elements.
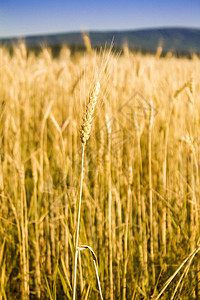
<box><xmin>0</xmin><ymin>43</ymin><xmax>200</xmax><ymax>299</ymax></box>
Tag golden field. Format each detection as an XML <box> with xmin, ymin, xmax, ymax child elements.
<box><xmin>0</xmin><ymin>43</ymin><xmax>200</xmax><ymax>299</ymax></box>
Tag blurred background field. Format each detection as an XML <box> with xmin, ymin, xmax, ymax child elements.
<box><xmin>0</xmin><ymin>42</ymin><xmax>200</xmax><ymax>299</ymax></box>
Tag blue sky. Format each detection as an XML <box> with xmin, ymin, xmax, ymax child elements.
<box><xmin>1</xmin><ymin>0</ymin><xmax>200</xmax><ymax>38</ymax></box>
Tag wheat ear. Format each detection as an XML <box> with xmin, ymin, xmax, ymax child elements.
<box><xmin>80</xmin><ymin>81</ymin><xmax>100</xmax><ymax>143</ymax></box>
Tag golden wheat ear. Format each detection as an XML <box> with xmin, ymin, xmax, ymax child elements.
<box><xmin>80</xmin><ymin>81</ymin><xmax>100</xmax><ymax>144</ymax></box>
<box><xmin>82</xmin><ymin>33</ymin><xmax>92</xmax><ymax>53</ymax></box>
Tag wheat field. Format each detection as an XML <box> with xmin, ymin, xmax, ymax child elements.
<box><xmin>0</xmin><ymin>43</ymin><xmax>200</xmax><ymax>299</ymax></box>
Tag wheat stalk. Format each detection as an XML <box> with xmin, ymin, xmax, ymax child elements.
<box><xmin>149</xmin><ymin>100</ymin><xmax>155</xmax><ymax>286</ymax></box>
<box><xmin>73</xmin><ymin>81</ymin><xmax>101</xmax><ymax>300</ymax></box>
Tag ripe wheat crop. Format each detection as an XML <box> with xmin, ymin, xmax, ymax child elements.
<box><xmin>0</xmin><ymin>43</ymin><xmax>200</xmax><ymax>299</ymax></box>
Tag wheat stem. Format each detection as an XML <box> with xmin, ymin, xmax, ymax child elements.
<box><xmin>72</xmin><ymin>143</ymin><xmax>85</xmax><ymax>300</ymax></box>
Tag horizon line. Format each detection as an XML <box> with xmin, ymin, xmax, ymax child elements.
<box><xmin>1</xmin><ymin>25</ymin><xmax>200</xmax><ymax>40</ymax></box>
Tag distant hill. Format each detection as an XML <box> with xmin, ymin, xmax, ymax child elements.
<box><xmin>1</xmin><ymin>27</ymin><xmax>200</xmax><ymax>54</ymax></box>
